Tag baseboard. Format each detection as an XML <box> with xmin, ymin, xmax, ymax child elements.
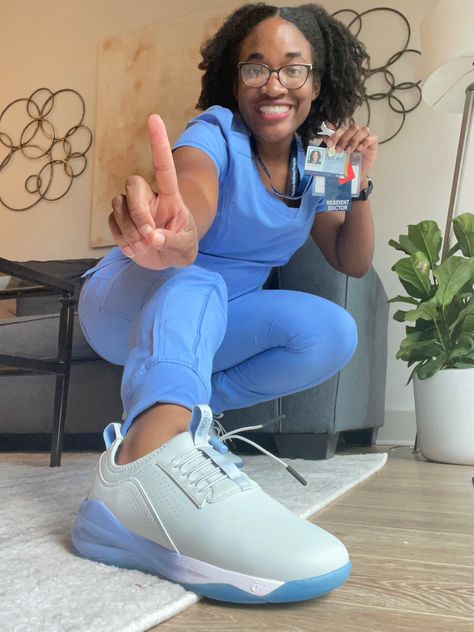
<box><xmin>376</xmin><ymin>439</ymin><xmax>414</xmax><ymax>447</ymax></box>
<box><xmin>0</xmin><ymin>433</ymin><xmax>103</xmax><ymax>452</ymax></box>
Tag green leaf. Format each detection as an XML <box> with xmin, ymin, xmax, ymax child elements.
<box><xmin>461</xmin><ymin>314</ymin><xmax>474</xmax><ymax>334</ymax></box>
<box><xmin>397</xmin><ymin>340</ymin><xmax>442</xmax><ymax>360</ymax></box>
<box><xmin>443</xmin><ymin>302</ymin><xmax>462</xmax><ymax>330</ymax></box>
<box><xmin>434</xmin><ymin>257</ymin><xmax>474</xmax><ymax>307</ymax></box>
<box><xmin>391</xmin><ymin>277</ymin><xmax>424</xmax><ymax>300</ymax></box>
<box><xmin>450</xmin><ymin>360</ymin><xmax>474</xmax><ymax>368</ymax></box>
<box><xmin>449</xmin><ymin>333</ymin><xmax>474</xmax><ymax>359</ymax></box>
<box><xmin>404</xmin><ymin>298</ymin><xmax>439</xmax><ymax>322</ymax></box>
<box><xmin>449</xmin><ymin>347</ymin><xmax>474</xmax><ymax>368</ymax></box>
<box><xmin>406</xmin><ymin>362</ymin><xmax>422</xmax><ymax>385</ymax></box>
<box><xmin>400</xmin><ymin>235</ymin><xmax>420</xmax><ymax>255</ymax></box>
<box><xmin>388</xmin><ymin>295</ymin><xmax>419</xmax><ymax>305</ymax></box>
<box><xmin>413</xmin><ymin>320</ymin><xmax>437</xmax><ymax>333</ymax></box>
<box><xmin>416</xmin><ymin>351</ymin><xmax>448</xmax><ymax>380</ymax></box>
<box><xmin>453</xmin><ymin>349</ymin><xmax>474</xmax><ymax>363</ymax></box>
<box><xmin>393</xmin><ymin>309</ymin><xmax>409</xmax><ymax>322</ymax></box>
<box><xmin>392</xmin><ymin>252</ymin><xmax>432</xmax><ymax>300</ymax></box>
<box><xmin>388</xmin><ymin>236</ymin><xmax>419</xmax><ymax>255</ymax></box>
<box><xmin>396</xmin><ymin>332</ymin><xmax>443</xmax><ymax>362</ymax></box>
<box><xmin>452</xmin><ymin>213</ymin><xmax>474</xmax><ymax>258</ymax></box>
<box><xmin>408</xmin><ymin>220</ymin><xmax>442</xmax><ymax>267</ymax></box>
<box><xmin>449</xmin><ymin>298</ymin><xmax>474</xmax><ymax>333</ymax></box>
<box><xmin>396</xmin><ymin>341</ymin><xmax>443</xmax><ymax>363</ymax></box>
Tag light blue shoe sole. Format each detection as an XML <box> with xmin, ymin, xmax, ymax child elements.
<box><xmin>71</xmin><ymin>499</ymin><xmax>351</xmax><ymax>604</ymax></box>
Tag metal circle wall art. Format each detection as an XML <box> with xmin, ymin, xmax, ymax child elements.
<box><xmin>0</xmin><ymin>88</ymin><xmax>93</xmax><ymax>211</ymax></box>
<box><xmin>332</xmin><ymin>7</ymin><xmax>422</xmax><ymax>143</ymax></box>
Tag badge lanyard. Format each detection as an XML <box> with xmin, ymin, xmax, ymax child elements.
<box><xmin>249</xmin><ymin>135</ymin><xmax>312</xmax><ymax>201</ymax></box>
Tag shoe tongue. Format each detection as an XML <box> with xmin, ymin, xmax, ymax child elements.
<box><xmin>188</xmin><ymin>405</ymin><xmax>214</xmax><ymax>447</ymax></box>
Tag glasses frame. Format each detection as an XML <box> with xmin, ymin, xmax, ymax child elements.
<box><xmin>237</xmin><ymin>62</ymin><xmax>313</xmax><ymax>90</ymax></box>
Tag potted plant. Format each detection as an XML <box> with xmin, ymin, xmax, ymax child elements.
<box><xmin>389</xmin><ymin>212</ymin><xmax>474</xmax><ymax>464</ymax></box>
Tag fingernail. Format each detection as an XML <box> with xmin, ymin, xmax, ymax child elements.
<box><xmin>123</xmin><ymin>246</ymin><xmax>135</xmax><ymax>258</ymax></box>
<box><xmin>153</xmin><ymin>232</ymin><xmax>164</xmax><ymax>247</ymax></box>
<box><xmin>140</xmin><ymin>225</ymin><xmax>153</xmax><ymax>236</ymax></box>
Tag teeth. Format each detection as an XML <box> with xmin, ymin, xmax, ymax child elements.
<box><xmin>258</xmin><ymin>105</ymin><xmax>290</xmax><ymax>114</ymax></box>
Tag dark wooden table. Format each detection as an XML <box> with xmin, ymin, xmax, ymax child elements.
<box><xmin>0</xmin><ymin>257</ymin><xmax>76</xmax><ymax>466</ymax></box>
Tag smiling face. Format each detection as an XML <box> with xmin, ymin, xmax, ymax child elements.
<box><xmin>235</xmin><ymin>16</ymin><xmax>319</xmax><ymax>153</ymax></box>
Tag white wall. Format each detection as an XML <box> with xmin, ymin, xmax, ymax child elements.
<box><xmin>0</xmin><ymin>0</ymin><xmax>470</xmax><ymax>444</ymax></box>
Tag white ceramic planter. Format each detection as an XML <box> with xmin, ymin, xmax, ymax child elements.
<box><xmin>413</xmin><ymin>367</ymin><xmax>474</xmax><ymax>465</ymax></box>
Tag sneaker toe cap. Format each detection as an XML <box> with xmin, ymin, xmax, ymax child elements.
<box><xmin>201</xmin><ymin>491</ymin><xmax>350</xmax><ymax>582</ymax></box>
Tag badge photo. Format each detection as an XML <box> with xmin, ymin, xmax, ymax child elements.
<box><xmin>304</xmin><ymin>145</ymin><xmax>349</xmax><ymax>177</ymax></box>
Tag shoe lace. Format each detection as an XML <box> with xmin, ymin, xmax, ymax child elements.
<box><xmin>171</xmin><ymin>413</ymin><xmax>307</xmax><ymax>494</ymax></box>
<box><xmin>172</xmin><ymin>449</ymin><xmax>229</xmax><ymax>493</ymax></box>
<box><xmin>210</xmin><ymin>413</ymin><xmax>307</xmax><ymax>486</ymax></box>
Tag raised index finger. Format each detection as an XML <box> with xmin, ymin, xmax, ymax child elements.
<box><xmin>147</xmin><ymin>114</ymin><xmax>179</xmax><ymax>197</ymax></box>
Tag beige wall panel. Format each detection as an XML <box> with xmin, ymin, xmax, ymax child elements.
<box><xmin>90</xmin><ymin>11</ymin><xmax>227</xmax><ymax>247</ymax></box>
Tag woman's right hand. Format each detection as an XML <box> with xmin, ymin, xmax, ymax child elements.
<box><xmin>108</xmin><ymin>114</ymin><xmax>198</xmax><ymax>270</ymax></box>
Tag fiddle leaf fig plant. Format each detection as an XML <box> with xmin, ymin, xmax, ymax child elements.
<box><xmin>389</xmin><ymin>212</ymin><xmax>474</xmax><ymax>383</ymax></box>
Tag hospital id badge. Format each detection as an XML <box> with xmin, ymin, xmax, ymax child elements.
<box><xmin>313</xmin><ymin>175</ymin><xmax>352</xmax><ymax>212</ymax></box>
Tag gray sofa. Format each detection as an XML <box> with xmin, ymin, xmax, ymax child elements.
<box><xmin>0</xmin><ymin>238</ymin><xmax>388</xmax><ymax>459</ymax></box>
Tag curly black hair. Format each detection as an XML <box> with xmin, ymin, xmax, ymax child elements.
<box><xmin>196</xmin><ymin>3</ymin><xmax>370</xmax><ymax>148</ymax></box>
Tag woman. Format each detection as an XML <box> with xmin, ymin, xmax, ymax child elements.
<box><xmin>72</xmin><ymin>3</ymin><xmax>378</xmax><ymax>604</ymax></box>
<box><xmin>309</xmin><ymin>148</ymin><xmax>322</xmax><ymax>164</ymax></box>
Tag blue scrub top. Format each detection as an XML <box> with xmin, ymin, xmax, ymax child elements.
<box><xmin>174</xmin><ymin>106</ymin><xmax>325</xmax><ymax>300</ymax></box>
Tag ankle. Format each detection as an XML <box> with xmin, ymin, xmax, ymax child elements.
<box><xmin>115</xmin><ymin>429</ymin><xmax>180</xmax><ymax>465</ymax></box>
<box><xmin>115</xmin><ymin>403</ymin><xmax>191</xmax><ymax>465</ymax></box>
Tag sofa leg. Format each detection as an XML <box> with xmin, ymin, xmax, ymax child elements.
<box><xmin>273</xmin><ymin>432</ymin><xmax>339</xmax><ymax>460</ymax></box>
<box><xmin>342</xmin><ymin>427</ymin><xmax>379</xmax><ymax>447</ymax></box>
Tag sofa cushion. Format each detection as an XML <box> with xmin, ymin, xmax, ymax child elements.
<box><xmin>279</xmin><ymin>238</ymin><xmax>348</xmax><ymax>304</ymax></box>
<box><xmin>0</xmin><ymin>359</ymin><xmax>123</xmax><ymax>433</ymax></box>
<box><xmin>0</xmin><ymin>313</ymin><xmax>100</xmax><ymax>361</ymax></box>
<box><xmin>15</xmin><ymin>258</ymin><xmax>100</xmax><ymax>316</ymax></box>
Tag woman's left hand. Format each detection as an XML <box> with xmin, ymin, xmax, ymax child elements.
<box><xmin>323</xmin><ymin>122</ymin><xmax>379</xmax><ymax>180</ymax></box>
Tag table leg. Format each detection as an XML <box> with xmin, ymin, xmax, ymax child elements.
<box><xmin>50</xmin><ymin>295</ymin><xmax>75</xmax><ymax>467</ymax></box>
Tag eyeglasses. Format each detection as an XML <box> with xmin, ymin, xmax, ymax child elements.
<box><xmin>238</xmin><ymin>62</ymin><xmax>313</xmax><ymax>90</ymax></box>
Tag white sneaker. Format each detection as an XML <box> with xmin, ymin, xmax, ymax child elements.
<box><xmin>71</xmin><ymin>405</ymin><xmax>351</xmax><ymax>603</ymax></box>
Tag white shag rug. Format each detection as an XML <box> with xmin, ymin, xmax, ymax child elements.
<box><xmin>1</xmin><ymin>450</ymin><xmax>387</xmax><ymax>632</ymax></box>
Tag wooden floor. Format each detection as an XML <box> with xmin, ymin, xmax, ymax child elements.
<box><xmin>157</xmin><ymin>446</ymin><xmax>474</xmax><ymax>632</ymax></box>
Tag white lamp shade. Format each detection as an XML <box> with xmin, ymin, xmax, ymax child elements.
<box><xmin>421</xmin><ymin>0</ymin><xmax>474</xmax><ymax>112</ymax></box>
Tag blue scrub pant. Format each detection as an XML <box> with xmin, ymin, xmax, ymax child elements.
<box><xmin>78</xmin><ymin>258</ymin><xmax>358</xmax><ymax>435</ymax></box>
